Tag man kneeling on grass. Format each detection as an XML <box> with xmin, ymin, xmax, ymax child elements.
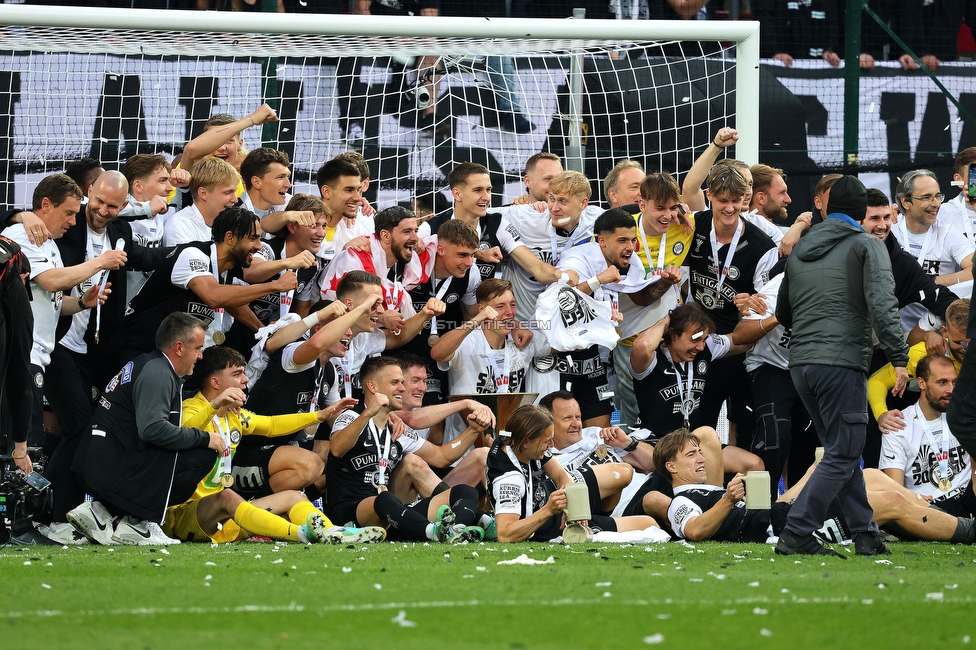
<box><xmin>167</xmin><ymin>345</ymin><xmax>386</xmax><ymax>544</ymax></box>
<box><xmin>655</xmin><ymin>429</ymin><xmax>976</xmax><ymax>554</ymax></box>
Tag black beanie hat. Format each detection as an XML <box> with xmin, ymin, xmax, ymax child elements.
<box><xmin>826</xmin><ymin>175</ymin><xmax>867</xmax><ymax>222</ymax></box>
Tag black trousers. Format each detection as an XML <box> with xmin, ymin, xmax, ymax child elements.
<box><xmin>44</xmin><ymin>345</ymin><xmax>98</xmax><ymax>521</ymax></box>
<box><xmin>699</xmin><ymin>354</ymin><xmax>755</xmax><ymax>446</ymax></box>
<box><xmin>749</xmin><ymin>363</ymin><xmax>815</xmax><ymax>498</ymax></box>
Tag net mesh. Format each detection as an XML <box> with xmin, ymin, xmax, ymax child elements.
<box><xmin>0</xmin><ymin>24</ymin><xmax>739</xmax><ymax>210</ymax></box>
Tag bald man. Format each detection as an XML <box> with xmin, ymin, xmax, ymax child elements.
<box><xmin>41</xmin><ymin>170</ymin><xmax>173</xmax><ymax>544</ymax></box>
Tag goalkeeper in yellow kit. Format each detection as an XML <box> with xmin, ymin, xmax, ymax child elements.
<box><xmin>163</xmin><ymin>345</ymin><xmax>386</xmax><ymax>544</ymax></box>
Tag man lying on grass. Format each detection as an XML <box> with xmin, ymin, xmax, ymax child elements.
<box><xmin>655</xmin><ymin>428</ymin><xmax>976</xmax><ymax>555</ymax></box>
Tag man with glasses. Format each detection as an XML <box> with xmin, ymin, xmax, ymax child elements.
<box><xmin>893</xmin><ymin>170</ymin><xmax>973</xmax><ymax>288</ymax></box>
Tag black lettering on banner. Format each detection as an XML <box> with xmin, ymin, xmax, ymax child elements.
<box><xmin>795</xmin><ymin>95</ymin><xmax>829</xmax><ymax>137</ymax></box>
<box><xmin>91</xmin><ymin>73</ymin><xmax>147</xmax><ymax>165</ymax></box>
<box><xmin>0</xmin><ymin>71</ymin><xmax>19</xmax><ymax>209</ymax></box>
<box><xmin>179</xmin><ymin>76</ymin><xmax>219</xmax><ymax>143</ymax></box>
<box><xmin>880</xmin><ymin>92</ymin><xmax>915</xmax><ymax>198</ymax></box>
<box><xmin>915</xmin><ymin>92</ymin><xmax>952</xmax><ymax>170</ymax></box>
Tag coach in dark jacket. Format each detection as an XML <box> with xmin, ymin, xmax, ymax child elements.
<box><xmin>73</xmin><ymin>313</ymin><xmax>222</xmax><ymax>525</ymax></box>
<box><xmin>774</xmin><ymin>175</ymin><xmax>908</xmax><ymax>557</ymax></box>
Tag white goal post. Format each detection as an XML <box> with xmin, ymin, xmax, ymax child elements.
<box><xmin>0</xmin><ymin>5</ymin><xmax>759</xmax><ymax>209</ymax></box>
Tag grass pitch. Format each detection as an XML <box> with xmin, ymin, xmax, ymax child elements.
<box><xmin>1</xmin><ymin>539</ymin><xmax>974</xmax><ymax>649</ymax></box>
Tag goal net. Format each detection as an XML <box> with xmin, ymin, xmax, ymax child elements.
<box><xmin>0</xmin><ymin>6</ymin><xmax>759</xmax><ymax>211</ymax></box>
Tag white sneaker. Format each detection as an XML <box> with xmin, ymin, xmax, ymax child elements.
<box><xmin>112</xmin><ymin>517</ymin><xmax>181</xmax><ymax>546</ymax></box>
<box><xmin>66</xmin><ymin>500</ymin><xmax>117</xmax><ymax>545</ymax></box>
<box><xmin>39</xmin><ymin>522</ymin><xmax>90</xmax><ymax>545</ymax></box>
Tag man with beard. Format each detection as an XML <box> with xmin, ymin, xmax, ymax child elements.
<box><xmin>557</xmin><ymin>208</ymin><xmax>656</xmax><ymax>428</ymax></box>
<box><xmin>122</xmin><ymin>207</ymin><xmax>298</xmax><ymax>360</ymax></box>
<box><xmin>320</xmin><ymin>205</ymin><xmax>422</xmax><ymax>331</ymax></box>
<box><xmin>880</xmin><ymin>355</ymin><xmax>976</xmax><ymax>518</ymax></box>
<box><xmin>749</xmin><ymin>164</ymin><xmax>792</xmax><ymax>225</ymax></box>
<box><xmin>220</xmin><ymin>194</ymin><xmax>322</xmax><ymax>355</ymax></box>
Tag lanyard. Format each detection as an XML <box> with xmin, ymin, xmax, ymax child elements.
<box><xmin>278</xmin><ymin>245</ymin><xmax>295</xmax><ymax>321</ymax></box>
<box><xmin>896</xmin><ymin>220</ymin><xmax>934</xmax><ymax>269</ymax></box>
<box><xmin>385</xmin><ymin>263</ymin><xmax>405</xmax><ymax>313</ymax></box>
<box><xmin>637</xmin><ymin>215</ymin><xmax>667</xmax><ymax>277</ymax></box>
<box><xmin>918</xmin><ymin>412</ymin><xmax>951</xmax><ymax>489</ymax></box>
<box><xmin>212</xmin><ymin>415</ymin><xmax>233</xmax><ymax>478</ymax></box>
<box><xmin>367</xmin><ymin>419</ymin><xmax>392</xmax><ymax>487</ymax></box>
<box><xmin>94</xmin><ymin>238</ymin><xmax>125</xmax><ymax>345</ymax></box>
<box><xmin>484</xmin><ymin>340</ymin><xmax>511</xmax><ymax>393</ymax></box>
<box><xmin>340</xmin><ymin>354</ymin><xmax>354</xmax><ymax>399</ymax></box>
<box><xmin>310</xmin><ymin>361</ymin><xmax>329</xmax><ymax>412</ymax></box>
<box><xmin>708</xmin><ymin>218</ymin><xmax>744</xmax><ymax>299</ymax></box>
<box><xmin>209</xmin><ymin>244</ymin><xmax>224</xmax><ymax>332</ymax></box>
<box><xmin>427</xmin><ymin>275</ymin><xmax>453</xmax><ymax>340</ymax></box>
<box><xmin>663</xmin><ymin>345</ymin><xmax>695</xmax><ymax>427</ymax></box>
<box><xmin>504</xmin><ymin>446</ymin><xmax>536</xmax><ymax>516</ymax></box>
<box><xmin>548</xmin><ymin>222</ymin><xmax>585</xmax><ymax>268</ymax></box>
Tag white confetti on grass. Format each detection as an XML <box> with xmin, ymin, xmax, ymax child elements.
<box><xmin>205</xmin><ymin>562</ymin><xmax>216</xmax><ymax>566</ymax></box>
<box><xmin>374</xmin><ymin>584</ymin><xmax>383</xmax><ymax>590</ymax></box>
<box><xmin>926</xmin><ymin>592</ymin><xmax>945</xmax><ymax>601</ymax></box>
<box><xmin>40</xmin><ymin>584</ymin><xmax>51</xmax><ymax>589</ymax></box>
<box><xmin>204</xmin><ymin>575</ymin><xmax>212</xmax><ymax>581</ymax></box>
<box><xmin>753</xmin><ymin>608</ymin><xmax>768</xmax><ymax>615</ymax></box>
<box><xmin>271</xmin><ymin>559</ymin><xmax>283</xmax><ymax>565</ymax></box>
<box><xmin>643</xmin><ymin>634</ymin><xmax>664</xmax><ymax>644</ymax></box>
<box><xmin>748</xmin><ymin>582</ymin><xmax>759</xmax><ymax>587</ymax></box>
<box><xmin>342</xmin><ymin>567</ymin><xmax>352</xmax><ymax>573</ymax></box>
<box><xmin>595</xmin><ymin>582</ymin><xmax>612</xmax><ymax>587</ymax></box>
<box><xmin>391</xmin><ymin>610</ymin><xmax>417</xmax><ymax>628</ymax></box>
<box><xmin>760</xmin><ymin>629</ymin><xmax>772</xmax><ymax>637</ymax></box>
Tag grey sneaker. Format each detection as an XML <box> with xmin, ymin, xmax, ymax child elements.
<box><xmin>112</xmin><ymin>517</ymin><xmax>181</xmax><ymax>546</ymax></box>
<box><xmin>66</xmin><ymin>500</ymin><xmax>116</xmax><ymax>545</ymax></box>
<box><xmin>39</xmin><ymin>522</ymin><xmax>90</xmax><ymax>545</ymax></box>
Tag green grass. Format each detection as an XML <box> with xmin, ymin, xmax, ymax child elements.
<box><xmin>1</xmin><ymin>540</ymin><xmax>975</xmax><ymax>649</ymax></box>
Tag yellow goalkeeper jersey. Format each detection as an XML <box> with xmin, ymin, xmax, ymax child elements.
<box><xmin>867</xmin><ymin>342</ymin><xmax>962</xmax><ymax>420</ymax></box>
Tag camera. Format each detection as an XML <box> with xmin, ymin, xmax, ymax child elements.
<box><xmin>405</xmin><ymin>80</ymin><xmax>432</xmax><ymax>110</ymax></box>
<box><xmin>0</xmin><ymin>449</ymin><xmax>53</xmax><ymax>543</ymax></box>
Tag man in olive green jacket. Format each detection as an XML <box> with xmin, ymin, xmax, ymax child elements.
<box><xmin>775</xmin><ymin>175</ymin><xmax>908</xmax><ymax>557</ymax></box>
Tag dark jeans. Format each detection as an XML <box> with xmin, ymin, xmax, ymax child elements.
<box><xmin>699</xmin><ymin>354</ymin><xmax>755</xmax><ymax>447</ymax></box>
<box><xmin>784</xmin><ymin>364</ymin><xmax>877</xmax><ymax>538</ymax></box>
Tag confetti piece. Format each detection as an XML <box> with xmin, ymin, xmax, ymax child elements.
<box><xmin>749</xmin><ymin>582</ymin><xmax>759</xmax><ymax>587</ymax></box>
<box><xmin>603</xmin><ymin>592</ymin><xmax>612</xmax><ymax>598</ymax></box>
<box><xmin>204</xmin><ymin>574</ymin><xmax>213</xmax><ymax>580</ymax></box>
<box><xmin>160</xmin><ymin>549</ymin><xmax>170</xmax><ymax>555</ymax></box>
<box><xmin>753</xmin><ymin>608</ymin><xmax>768</xmax><ymax>615</ymax></box>
<box><xmin>656</xmin><ymin>614</ymin><xmax>671</xmax><ymax>620</ymax></box>
<box><xmin>760</xmin><ymin>629</ymin><xmax>772</xmax><ymax>637</ymax></box>
<box><xmin>40</xmin><ymin>583</ymin><xmax>51</xmax><ymax>589</ymax></box>
<box><xmin>391</xmin><ymin>610</ymin><xmax>417</xmax><ymax>628</ymax></box>
<box><xmin>926</xmin><ymin>592</ymin><xmax>944</xmax><ymax>601</ymax></box>
<box><xmin>875</xmin><ymin>559</ymin><xmax>892</xmax><ymax>565</ymax></box>
<box><xmin>23</xmin><ymin>561</ymin><xmax>31</xmax><ymax>566</ymax></box>
<box><xmin>374</xmin><ymin>584</ymin><xmax>383</xmax><ymax>590</ymax></box>
<box><xmin>476</xmin><ymin>566</ymin><xmax>487</xmax><ymax>571</ymax></box>
<box><xmin>643</xmin><ymin>634</ymin><xmax>665</xmax><ymax>644</ymax></box>
<box><xmin>255</xmin><ymin>555</ymin><xmax>262</xmax><ymax>559</ymax></box>
<box><xmin>205</xmin><ymin>561</ymin><xmax>216</xmax><ymax>566</ymax></box>
<box><xmin>596</xmin><ymin>582</ymin><xmax>612</xmax><ymax>587</ymax></box>
<box><xmin>342</xmin><ymin>567</ymin><xmax>352</xmax><ymax>573</ymax></box>
<box><xmin>721</xmin><ymin>610</ymin><xmax>736</xmax><ymax>615</ymax></box>
<box><xmin>861</xmin><ymin>599</ymin><xmax>873</xmax><ymax>605</ymax></box>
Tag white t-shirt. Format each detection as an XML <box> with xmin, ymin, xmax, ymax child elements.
<box><xmin>938</xmin><ymin>193</ymin><xmax>976</xmax><ymax>248</ymax></box>
<box><xmin>892</xmin><ymin>218</ymin><xmax>974</xmax><ymax>278</ymax></box>
<box><xmin>241</xmin><ymin>191</ymin><xmax>287</xmax><ymax>222</ymax></box>
<box><xmin>879</xmin><ymin>403</ymin><xmax>972</xmax><ymax>504</ymax></box>
<box><xmin>122</xmin><ymin>196</ymin><xmax>168</xmax><ymax>300</ymax></box>
<box><xmin>59</xmin><ymin>227</ymin><xmax>111</xmax><ymax>355</ymax></box>
<box><xmin>330</xmin><ymin>329</ymin><xmax>387</xmax><ymax>398</ymax></box>
<box><xmin>163</xmin><ymin>203</ymin><xmax>211</xmax><ymax>247</ymax></box>
<box><xmin>742</xmin><ymin>211</ymin><xmax>785</xmax><ymax>245</ymax></box>
<box><xmin>743</xmin><ymin>274</ymin><xmax>791</xmax><ymax>372</ymax></box>
<box><xmin>1</xmin><ymin>224</ymin><xmax>63</xmax><ymax>367</ymax></box>
<box><xmin>499</xmin><ymin>204</ymin><xmax>597</xmax><ymax>321</ymax></box>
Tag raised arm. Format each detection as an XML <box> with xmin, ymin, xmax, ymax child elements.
<box><xmin>681</xmin><ymin>128</ymin><xmax>739</xmax><ymax>211</ymax></box>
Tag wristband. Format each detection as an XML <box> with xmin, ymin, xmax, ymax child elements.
<box><xmin>303</xmin><ymin>313</ymin><xmax>321</xmax><ymax>328</ymax></box>
<box><xmin>759</xmin><ymin>318</ymin><xmax>768</xmax><ymax>334</ymax></box>
<box><xmin>80</xmin><ymin>296</ymin><xmax>93</xmax><ymax>310</ymax></box>
<box><xmin>248</xmin><ymin>117</ymin><xmax>255</xmax><ymax>128</ymax></box>
<box><xmin>586</xmin><ymin>276</ymin><xmax>601</xmax><ymax>292</ymax></box>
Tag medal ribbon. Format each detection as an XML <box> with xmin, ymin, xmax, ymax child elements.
<box><xmin>427</xmin><ymin>275</ymin><xmax>454</xmax><ymax>340</ymax></box>
<box><xmin>707</xmin><ymin>218</ymin><xmax>744</xmax><ymax>301</ymax></box>
<box><xmin>212</xmin><ymin>415</ymin><xmax>232</xmax><ymax>477</ymax></box>
<box><xmin>209</xmin><ymin>243</ymin><xmax>225</xmax><ymax>334</ymax></box>
<box><xmin>547</xmin><ymin>221</ymin><xmax>586</xmax><ymax>268</ymax></box>
<box><xmin>663</xmin><ymin>345</ymin><xmax>695</xmax><ymax>425</ymax></box>
<box><xmin>637</xmin><ymin>214</ymin><xmax>667</xmax><ymax>277</ymax></box>
<box><xmin>484</xmin><ymin>342</ymin><xmax>512</xmax><ymax>394</ymax></box>
<box><xmin>278</xmin><ymin>245</ymin><xmax>295</xmax><ymax>321</ymax></box>
<box><xmin>367</xmin><ymin>419</ymin><xmax>392</xmax><ymax>487</ymax></box>
<box><xmin>340</xmin><ymin>354</ymin><xmax>354</xmax><ymax>399</ymax></box>
<box><xmin>918</xmin><ymin>412</ymin><xmax>951</xmax><ymax>487</ymax></box>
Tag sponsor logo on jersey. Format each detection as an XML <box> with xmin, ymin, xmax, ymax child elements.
<box><xmin>186</xmin><ymin>302</ymin><xmax>215</xmax><ymax>322</ymax></box>
<box><xmin>557</xmin><ymin>287</ymin><xmax>597</xmax><ymax>328</ymax></box>
<box><xmin>672</xmin><ymin>241</ymin><xmax>684</xmax><ymax>256</ymax></box>
<box><xmin>188</xmin><ymin>258</ymin><xmax>209</xmax><ymax>274</ymax></box>
<box><xmin>120</xmin><ymin>361</ymin><xmax>133</xmax><ymax>384</ymax></box>
<box><xmin>697</xmin><ymin>360</ymin><xmax>708</xmax><ymax>375</ymax></box>
<box><xmin>497</xmin><ymin>482</ymin><xmax>523</xmax><ymax>507</ymax></box>
<box><xmin>726</xmin><ymin>265</ymin><xmax>739</xmax><ymax>281</ymax></box>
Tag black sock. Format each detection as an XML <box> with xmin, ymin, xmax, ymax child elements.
<box><xmin>372</xmin><ymin>491</ymin><xmax>432</xmax><ymax>541</ymax></box>
<box><xmin>304</xmin><ymin>484</ymin><xmax>323</xmax><ymax>502</ymax></box>
<box><xmin>431</xmin><ymin>481</ymin><xmax>450</xmax><ymax>496</ymax></box>
<box><xmin>448</xmin><ymin>485</ymin><xmax>479</xmax><ymax>526</ymax></box>
<box><xmin>951</xmin><ymin>517</ymin><xmax>975</xmax><ymax>544</ymax></box>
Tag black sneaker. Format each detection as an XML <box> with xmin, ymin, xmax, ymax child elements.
<box><xmin>853</xmin><ymin>531</ymin><xmax>890</xmax><ymax>556</ymax></box>
<box><xmin>775</xmin><ymin>528</ymin><xmax>845</xmax><ymax>558</ymax></box>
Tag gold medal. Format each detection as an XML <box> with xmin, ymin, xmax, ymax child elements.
<box><xmin>376</xmin><ymin>484</ymin><xmax>388</xmax><ymax>494</ymax></box>
<box><xmin>212</xmin><ymin>331</ymin><xmax>226</xmax><ymax>345</ymax></box>
<box><xmin>938</xmin><ymin>477</ymin><xmax>952</xmax><ymax>492</ymax></box>
<box><xmin>595</xmin><ymin>444</ymin><xmax>608</xmax><ymax>460</ymax></box>
<box><xmin>220</xmin><ymin>474</ymin><xmax>234</xmax><ymax>488</ymax></box>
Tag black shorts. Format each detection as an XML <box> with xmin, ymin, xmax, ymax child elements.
<box><xmin>327</xmin><ymin>494</ymin><xmax>433</xmax><ymax>528</ymax></box>
<box><xmin>934</xmin><ymin>489</ymin><xmax>976</xmax><ymax>519</ymax></box>
<box><xmin>622</xmin><ymin>471</ymin><xmax>674</xmax><ymax>517</ymax></box>
<box><xmin>565</xmin><ymin>464</ymin><xmax>607</xmax><ymax>516</ymax></box>
<box><xmin>229</xmin><ymin>442</ymin><xmax>279</xmax><ymax>499</ymax></box>
<box><xmin>557</xmin><ymin>346</ymin><xmax>612</xmax><ymax>420</ymax></box>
